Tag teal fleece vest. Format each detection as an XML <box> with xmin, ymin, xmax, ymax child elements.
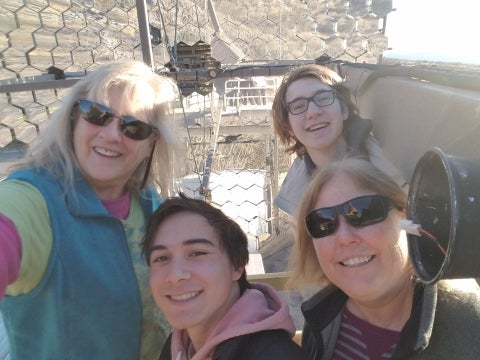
<box><xmin>0</xmin><ymin>168</ymin><xmax>160</xmax><ymax>360</ymax></box>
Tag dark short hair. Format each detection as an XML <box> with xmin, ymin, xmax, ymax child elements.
<box><xmin>142</xmin><ymin>193</ymin><xmax>251</xmax><ymax>292</ymax></box>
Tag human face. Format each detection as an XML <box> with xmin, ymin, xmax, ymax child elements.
<box><xmin>148</xmin><ymin>211</ymin><xmax>243</xmax><ymax>345</ymax></box>
<box><xmin>73</xmin><ymin>89</ymin><xmax>155</xmax><ymax>199</ymax></box>
<box><xmin>311</xmin><ymin>172</ymin><xmax>410</xmax><ymax>306</ymax></box>
<box><xmin>286</xmin><ymin>77</ymin><xmax>348</xmax><ymax>158</ymax></box>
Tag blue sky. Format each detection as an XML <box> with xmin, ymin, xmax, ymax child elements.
<box><xmin>383</xmin><ymin>0</ymin><xmax>480</xmax><ymax>64</ymax></box>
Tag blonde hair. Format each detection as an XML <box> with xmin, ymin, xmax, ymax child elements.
<box><xmin>14</xmin><ymin>60</ymin><xmax>180</xmax><ymax>197</ymax></box>
<box><xmin>287</xmin><ymin>157</ymin><xmax>408</xmax><ymax>289</ymax></box>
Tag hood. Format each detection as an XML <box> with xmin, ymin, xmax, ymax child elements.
<box><xmin>170</xmin><ymin>282</ymin><xmax>296</xmax><ymax>360</ymax></box>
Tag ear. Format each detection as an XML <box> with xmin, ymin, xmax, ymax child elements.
<box><xmin>232</xmin><ymin>266</ymin><xmax>244</xmax><ymax>282</ymax></box>
<box><xmin>341</xmin><ymin>103</ymin><xmax>349</xmax><ymax>121</ymax></box>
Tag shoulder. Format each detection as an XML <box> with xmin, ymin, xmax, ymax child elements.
<box><xmin>274</xmin><ymin>156</ymin><xmax>310</xmax><ymax>215</ymax></box>
<box><xmin>436</xmin><ymin>280</ymin><xmax>480</xmax><ymax>319</ymax></box>
<box><xmin>285</xmin><ymin>156</ymin><xmax>310</xmax><ymax>179</ymax></box>
<box><xmin>343</xmin><ymin>115</ymin><xmax>372</xmax><ymax>151</ymax></box>
<box><xmin>0</xmin><ymin>179</ymin><xmax>49</xmax><ymax>225</ymax></box>
<box><xmin>139</xmin><ymin>186</ymin><xmax>162</xmax><ymax>215</ymax></box>
<box><xmin>215</xmin><ymin>329</ymin><xmax>308</xmax><ymax>360</ymax></box>
<box><xmin>427</xmin><ymin>280</ymin><xmax>480</xmax><ymax>356</ymax></box>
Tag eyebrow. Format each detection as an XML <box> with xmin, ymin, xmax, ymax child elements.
<box><xmin>149</xmin><ymin>238</ymin><xmax>216</xmax><ymax>252</ymax></box>
<box><xmin>290</xmin><ymin>89</ymin><xmax>333</xmax><ymax>101</ymax></box>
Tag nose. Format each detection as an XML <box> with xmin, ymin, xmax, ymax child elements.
<box><xmin>305</xmin><ymin>99</ymin><xmax>324</xmax><ymax>117</ymax></box>
<box><xmin>165</xmin><ymin>259</ymin><xmax>191</xmax><ymax>283</ymax></box>
<box><xmin>335</xmin><ymin>215</ymin><xmax>361</xmax><ymax>246</ymax></box>
<box><xmin>99</xmin><ymin>117</ymin><xmax>123</xmax><ymax>141</ymax></box>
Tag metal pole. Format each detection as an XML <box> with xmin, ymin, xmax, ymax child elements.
<box><xmin>136</xmin><ymin>0</ymin><xmax>154</xmax><ymax>68</ymax></box>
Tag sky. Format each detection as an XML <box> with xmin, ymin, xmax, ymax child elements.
<box><xmin>383</xmin><ymin>0</ymin><xmax>480</xmax><ymax>65</ymax></box>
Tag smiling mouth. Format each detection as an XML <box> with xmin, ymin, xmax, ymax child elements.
<box><xmin>168</xmin><ymin>291</ymin><xmax>202</xmax><ymax>302</ymax></box>
<box><xmin>340</xmin><ymin>255</ymin><xmax>374</xmax><ymax>267</ymax></box>
<box><xmin>307</xmin><ymin>123</ymin><xmax>328</xmax><ymax>132</ymax></box>
<box><xmin>94</xmin><ymin>146</ymin><xmax>121</xmax><ymax>157</ymax></box>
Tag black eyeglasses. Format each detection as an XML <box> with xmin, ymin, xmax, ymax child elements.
<box><xmin>287</xmin><ymin>89</ymin><xmax>336</xmax><ymax>115</ymax></box>
<box><xmin>75</xmin><ymin>99</ymin><xmax>157</xmax><ymax>141</ymax></box>
<box><xmin>305</xmin><ymin>195</ymin><xmax>395</xmax><ymax>238</ymax></box>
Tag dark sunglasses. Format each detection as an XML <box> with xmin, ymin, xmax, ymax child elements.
<box><xmin>305</xmin><ymin>195</ymin><xmax>395</xmax><ymax>238</ymax></box>
<box><xmin>75</xmin><ymin>99</ymin><xmax>157</xmax><ymax>140</ymax></box>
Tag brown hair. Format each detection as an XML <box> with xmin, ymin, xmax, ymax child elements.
<box><xmin>142</xmin><ymin>194</ymin><xmax>251</xmax><ymax>292</ymax></box>
<box><xmin>272</xmin><ymin>64</ymin><xmax>358</xmax><ymax>156</ymax></box>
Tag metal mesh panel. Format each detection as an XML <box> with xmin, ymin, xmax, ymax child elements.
<box><xmin>0</xmin><ymin>0</ymin><xmax>393</xmax><ymax>256</ymax></box>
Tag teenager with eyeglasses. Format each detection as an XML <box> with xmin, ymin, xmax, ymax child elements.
<box><xmin>142</xmin><ymin>195</ymin><xmax>308</xmax><ymax>360</ymax></box>
<box><xmin>0</xmin><ymin>60</ymin><xmax>181</xmax><ymax>360</ymax></box>
<box><xmin>272</xmin><ymin>64</ymin><xmax>407</xmax><ymax>217</ymax></box>
<box><xmin>288</xmin><ymin>157</ymin><xmax>480</xmax><ymax>359</ymax></box>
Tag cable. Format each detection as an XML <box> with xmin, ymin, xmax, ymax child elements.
<box><xmin>399</xmin><ymin>219</ymin><xmax>447</xmax><ymax>256</ymax></box>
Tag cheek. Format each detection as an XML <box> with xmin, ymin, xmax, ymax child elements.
<box><xmin>149</xmin><ymin>268</ymin><xmax>166</xmax><ymax>289</ymax></box>
<box><xmin>287</xmin><ymin>118</ymin><xmax>300</xmax><ymax>136</ymax></box>
<box><xmin>379</xmin><ymin>219</ymin><xmax>410</xmax><ymax>265</ymax></box>
<box><xmin>128</xmin><ymin>141</ymin><xmax>152</xmax><ymax>162</ymax></box>
<box><xmin>313</xmin><ymin>239</ymin><xmax>333</xmax><ymax>265</ymax></box>
<box><xmin>393</xmin><ymin>231</ymin><xmax>410</xmax><ymax>265</ymax></box>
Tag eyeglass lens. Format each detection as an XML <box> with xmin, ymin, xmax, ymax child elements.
<box><xmin>76</xmin><ymin>99</ymin><xmax>155</xmax><ymax>140</ymax></box>
<box><xmin>287</xmin><ymin>90</ymin><xmax>336</xmax><ymax>115</ymax></box>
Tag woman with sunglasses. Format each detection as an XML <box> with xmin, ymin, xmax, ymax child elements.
<box><xmin>288</xmin><ymin>157</ymin><xmax>480</xmax><ymax>359</ymax></box>
<box><xmin>0</xmin><ymin>61</ymin><xmax>180</xmax><ymax>360</ymax></box>
<box><xmin>272</xmin><ymin>64</ymin><xmax>406</xmax><ymax>217</ymax></box>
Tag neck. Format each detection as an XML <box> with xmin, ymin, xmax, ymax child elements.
<box><xmin>346</xmin><ymin>277</ymin><xmax>414</xmax><ymax>331</ymax></box>
<box><xmin>187</xmin><ymin>283</ymin><xmax>241</xmax><ymax>353</ymax></box>
<box><xmin>95</xmin><ymin>186</ymin><xmax>127</xmax><ymax>201</ymax></box>
<box><xmin>307</xmin><ymin>136</ymin><xmax>348</xmax><ymax>168</ymax></box>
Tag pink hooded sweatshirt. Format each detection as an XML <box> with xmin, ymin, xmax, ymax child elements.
<box><xmin>169</xmin><ymin>282</ymin><xmax>296</xmax><ymax>360</ymax></box>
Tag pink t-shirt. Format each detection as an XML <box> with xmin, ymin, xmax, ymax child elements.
<box><xmin>0</xmin><ymin>214</ymin><xmax>23</xmax><ymax>298</ymax></box>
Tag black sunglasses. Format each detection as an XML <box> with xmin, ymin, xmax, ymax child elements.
<box><xmin>75</xmin><ymin>99</ymin><xmax>157</xmax><ymax>141</ymax></box>
<box><xmin>305</xmin><ymin>195</ymin><xmax>395</xmax><ymax>238</ymax></box>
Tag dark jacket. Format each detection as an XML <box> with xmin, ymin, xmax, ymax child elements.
<box><xmin>301</xmin><ymin>281</ymin><xmax>480</xmax><ymax>359</ymax></box>
<box><xmin>160</xmin><ymin>329</ymin><xmax>308</xmax><ymax>360</ymax></box>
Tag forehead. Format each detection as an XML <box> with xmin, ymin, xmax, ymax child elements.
<box><xmin>105</xmin><ymin>86</ymin><xmax>149</xmax><ymax>117</ymax></box>
<box><xmin>315</xmin><ymin>172</ymin><xmax>375</xmax><ymax>208</ymax></box>
<box><xmin>286</xmin><ymin>77</ymin><xmax>333</xmax><ymax>101</ymax></box>
<box><xmin>152</xmin><ymin>211</ymin><xmax>221</xmax><ymax>248</ymax></box>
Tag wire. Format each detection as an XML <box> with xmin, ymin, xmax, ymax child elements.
<box><xmin>418</xmin><ymin>228</ymin><xmax>447</xmax><ymax>256</ymax></box>
<box><xmin>399</xmin><ymin>219</ymin><xmax>447</xmax><ymax>256</ymax></box>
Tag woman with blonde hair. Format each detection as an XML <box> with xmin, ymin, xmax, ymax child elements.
<box><xmin>289</xmin><ymin>157</ymin><xmax>480</xmax><ymax>359</ymax></box>
<box><xmin>0</xmin><ymin>60</ymin><xmax>181</xmax><ymax>360</ymax></box>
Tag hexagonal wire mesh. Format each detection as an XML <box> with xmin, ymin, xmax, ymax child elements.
<box><xmin>0</xmin><ymin>0</ymin><xmax>392</xmax><ymax>255</ymax></box>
